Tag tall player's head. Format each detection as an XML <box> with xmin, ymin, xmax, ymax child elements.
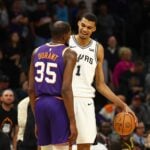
<box><xmin>77</xmin><ymin>12</ymin><xmax>97</xmax><ymax>39</ymax></box>
<box><xmin>51</xmin><ymin>21</ymin><xmax>71</xmax><ymax>44</ymax></box>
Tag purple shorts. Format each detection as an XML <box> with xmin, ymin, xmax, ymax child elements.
<box><xmin>35</xmin><ymin>96</ymin><xmax>70</xmax><ymax>146</ymax></box>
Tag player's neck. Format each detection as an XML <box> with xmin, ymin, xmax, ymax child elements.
<box><xmin>75</xmin><ymin>35</ymin><xmax>91</xmax><ymax>46</ymax></box>
<box><xmin>50</xmin><ymin>40</ymin><xmax>64</xmax><ymax>45</ymax></box>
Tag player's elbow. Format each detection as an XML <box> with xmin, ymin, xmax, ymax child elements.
<box><xmin>95</xmin><ymin>80</ymin><xmax>105</xmax><ymax>92</ymax></box>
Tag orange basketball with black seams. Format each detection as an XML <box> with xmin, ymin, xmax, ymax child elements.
<box><xmin>113</xmin><ymin>112</ymin><xmax>136</xmax><ymax>136</ymax></box>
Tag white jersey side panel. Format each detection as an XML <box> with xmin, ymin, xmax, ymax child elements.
<box><xmin>69</xmin><ymin>35</ymin><xmax>98</xmax><ymax>98</ymax></box>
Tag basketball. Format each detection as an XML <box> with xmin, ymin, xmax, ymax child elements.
<box><xmin>113</xmin><ymin>112</ymin><xmax>136</xmax><ymax>136</ymax></box>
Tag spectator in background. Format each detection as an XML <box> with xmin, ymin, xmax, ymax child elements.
<box><xmin>126</xmin><ymin>1</ymin><xmax>143</xmax><ymax>55</ymax></box>
<box><xmin>119</xmin><ymin>60</ymin><xmax>145</xmax><ymax>104</ymax></box>
<box><xmin>145</xmin><ymin>73</ymin><xmax>150</xmax><ymax>95</ymax></box>
<box><xmin>0</xmin><ymin>130</ymin><xmax>11</xmax><ymax>150</ymax></box>
<box><xmin>105</xmin><ymin>35</ymin><xmax>119</xmax><ymax>73</ymax></box>
<box><xmin>0</xmin><ymin>74</ymin><xmax>10</xmax><ymax>93</ymax></box>
<box><xmin>96</xmin><ymin>3</ymin><xmax>116</xmax><ymax>46</ymax></box>
<box><xmin>0</xmin><ymin>0</ymin><xmax>9</xmax><ymax>46</ymax></box>
<box><xmin>15</xmin><ymin>80</ymin><xmax>28</xmax><ymax>102</ymax></box>
<box><xmin>4</xmin><ymin>30</ymin><xmax>31</xmax><ymax>75</ymax></box>
<box><xmin>142</xmin><ymin>94</ymin><xmax>150</xmax><ymax>131</ymax></box>
<box><xmin>144</xmin><ymin>129</ymin><xmax>150</xmax><ymax>149</ymax></box>
<box><xmin>129</xmin><ymin>95</ymin><xmax>145</xmax><ymax>124</ymax></box>
<box><xmin>9</xmin><ymin>0</ymin><xmax>29</xmax><ymax>40</ymax></box>
<box><xmin>110</xmin><ymin>134</ymin><xmax>141</xmax><ymax>150</ymax></box>
<box><xmin>4</xmin><ymin>32</ymin><xmax>23</xmax><ymax>67</ymax></box>
<box><xmin>112</xmin><ymin>46</ymin><xmax>135</xmax><ymax>89</ymax></box>
<box><xmin>17</xmin><ymin>96</ymin><xmax>38</xmax><ymax>150</ymax></box>
<box><xmin>30</xmin><ymin>0</ymin><xmax>52</xmax><ymax>47</ymax></box>
<box><xmin>96</xmin><ymin>120</ymin><xmax>113</xmax><ymax>149</ymax></box>
<box><xmin>24</xmin><ymin>0</ymin><xmax>37</xmax><ymax>14</ymax></box>
<box><xmin>67</xmin><ymin>0</ymin><xmax>79</xmax><ymax>33</ymax></box>
<box><xmin>104</xmin><ymin>35</ymin><xmax>120</xmax><ymax>86</ymax></box>
<box><xmin>53</xmin><ymin>0</ymin><xmax>69</xmax><ymax>22</ymax></box>
<box><xmin>0</xmin><ymin>48</ymin><xmax>20</xmax><ymax>89</ymax></box>
<box><xmin>133</xmin><ymin>121</ymin><xmax>146</xmax><ymax>149</ymax></box>
<box><xmin>99</xmin><ymin>94</ymin><xmax>126</xmax><ymax>122</ymax></box>
<box><xmin>0</xmin><ymin>89</ymin><xmax>18</xmax><ymax>150</ymax></box>
<box><xmin>75</xmin><ymin>1</ymin><xmax>88</xmax><ymax>26</ymax></box>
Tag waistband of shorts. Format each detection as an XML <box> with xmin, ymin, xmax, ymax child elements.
<box><xmin>74</xmin><ymin>97</ymin><xmax>93</xmax><ymax>100</ymax></box>
<box><xmin>55</xmin><ymin>96</ymin><xmax>63</xmax><ymax>100</ymax></box>
<box><xmin>36</xmin><ymin>96</ymin><xmax>63</xmax><ymax>101</ymax></box>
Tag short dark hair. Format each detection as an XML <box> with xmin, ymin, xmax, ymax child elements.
<box><xmin>51</xmin><ymin>21</ymin><xmax>71</xmax><ymax>38</ymax></box>
<box><xmin>0</xmin><ymin>74</ymin><xmax>9</xmax><ymax>82</ymax></box>
<box><xmin>80</xmin><ymin>12</ymin><xmax>97</xmax><ymax>24</ymax></box>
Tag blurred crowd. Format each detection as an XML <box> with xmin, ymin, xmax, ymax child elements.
<box><xmin>1</xmin><ymin>0</ymin><xmax>150</xmax><ymax>150</ymax></box>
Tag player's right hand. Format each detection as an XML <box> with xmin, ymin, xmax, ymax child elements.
<box><xmin>68</xmin><ymin>121</ymin><xmax>78</xmax><ymax>145</ymax></box>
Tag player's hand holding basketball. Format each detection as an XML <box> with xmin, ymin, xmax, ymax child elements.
<box><xmin>113</xmin><ymin>112</ymin><xmax>136</xmax><ymax>136</ymax></box>
<box><xmin>123</xmin><ymin>103</ymin><xmax>138</xmax><ymax>126</ymax></box>
<box><xmin>68</xmin><ymin>120</ymin><xmax>78</xmax><ymax>145</ymax></box>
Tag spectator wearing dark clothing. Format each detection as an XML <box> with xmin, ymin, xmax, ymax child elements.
<box><xmin>9</xmin><ymin>1</ymin><xmax>29</xmax><ymax>39</ymax></box>
<box><xmin>0</xmin><ymin>130</ymin><xmax>11</xmax><ymax>150</ymax></box>
<box><xmin>30</xmin><ymin>0</ymin><xmax>52</xmax><ymax>47</ymax></box>
<box><xmin>0</xmin><ymin>89</ymin><xmax>18</xmax><ymax>150</ymax></box>
<box><xmin>119</xmin><ymin>60</ymin><xmax>145</xmax><ymax>104</ymax></box>
<box><xmin>129</xmin><ymin>95</ymin><xmax>145</xmax><ymax>123</ymax></box>
<box><xmin>105</xmin><ymin>35</ymin><xmax>120</xmax><ymax>72</ymax></box>
<box><xmin>0</xmin><ymin>48</ymin><xmax>20</xmax><ymax>89</ymax></box>
<box><xmin>4</xmin><ymin>32</ymin><xmax>24</xmax><ymax>67</ymax></box>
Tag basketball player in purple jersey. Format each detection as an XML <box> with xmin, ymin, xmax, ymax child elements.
<box><xmin>28</xmin><ymin>21</ymin><xmax>77</xmax><ymax>150</ymax></box>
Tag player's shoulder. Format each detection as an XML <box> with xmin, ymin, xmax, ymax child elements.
<box><xmin>91</xmin><ymin>38</ymin><xmax>103</xmax><ymax>48</ymax></box>
<box><xmin>32</xmin><ymin>43</ymin><xmax>47</xmax><ymax>55</ymax></box>
<box><xmin>93</xmin><ymin>40</ymin><xmax>103</xmax><ymax>50</ymax></box>
<box><xmin>63</xmin><ymin>47</ymin><xmax>77</xmax><ymax>60</ymax></box>
<box><xmin>65</xmin><ymin>47</ymin><xmax>77</xmax><ymax>56</ymax></box>
<box><xmin>92</xmin><ymin>40</ymin><xmax>104</xmax><ymax>61</ymax></box>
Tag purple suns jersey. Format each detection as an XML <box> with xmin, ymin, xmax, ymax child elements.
<box><xmin>33</xmin><ymin>43</ymin><xmax>68</xmax><ymax>97</ymax></box>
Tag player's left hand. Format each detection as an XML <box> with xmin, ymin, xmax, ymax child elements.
<box><xmin>35</xmin><ymin>124</ymin><xmax>38</xmax><ymax>138</ymax></box>
<box><xmin>123</xmin><ymin>104</ymin><xmax>138</xmax><ymax>126</ymax></box>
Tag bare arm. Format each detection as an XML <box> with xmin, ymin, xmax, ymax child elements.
<box><xmin>12</xmin><ymin>125</ymin><xmax>19</xmax><ymax>150</ymax></box>
<box><xmin>61</xmin><ymin>48</ymin><xmax>77</xmax><ymax>143</ymax></box>
<box><xmin>28</xmin><ymin>52</ymin><xmax>36</xmax><ymax>115</ymax></box>
<box><xmin>95</xmin><ymin>44</ymin><xmax>129</xmax><ymax>110</ymax></box>
<box><xmin>62</xmin><ymin>48</ymin><xmax>76</xmax><ymax>123</ymax></box>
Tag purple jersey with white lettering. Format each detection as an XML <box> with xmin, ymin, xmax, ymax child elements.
<box><xmin>33</xmin><ymin>43</ymin><xmax>67</xmax><ymax>97</ymax></box>
<box><xmin>33</xmin><ymin>43</ymin><xmax>70</xmax><ymax>145</ymax></box>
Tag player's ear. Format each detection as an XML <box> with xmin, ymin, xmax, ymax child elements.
<box><xmin>92</xmin><ymin>26</ymin><xmax>96</xmax><ymax>32</ymax></box>
<box><xmin>62</xmin><ymin>34</ymin><xmax>66</xmax><ymax>41</ymax></box>
<box><xmin>63</xmin><ymin>33</ymin><xmax>69</xmax><ymax>42</ymax></box>
<box><xmin>77</xmin><ymin>20</ymin><xmax>81</xmax><ymax>27</ymax></box>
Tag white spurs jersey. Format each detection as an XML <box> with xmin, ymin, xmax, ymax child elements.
<box><xmin>69</xmin><ymin>35</ymin><xmax>98</xmax><ymax>98</ymax></box>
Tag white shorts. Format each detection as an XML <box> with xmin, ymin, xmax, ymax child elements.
<box><xmin>74</xmin><ymin>97</ymin><xmax>97</xmax><ymax>144</ymax></box>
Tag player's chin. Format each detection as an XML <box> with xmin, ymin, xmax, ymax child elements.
<box><xmin>80</xmin><ymin>34</ymin><xmax>88</xmax><ymax>39</ymax></box>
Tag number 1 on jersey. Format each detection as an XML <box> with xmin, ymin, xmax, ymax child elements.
<box><xmin>76</xmin><ymin>65</ymin><xmax>81</xmax><ymax>76</ymax></box>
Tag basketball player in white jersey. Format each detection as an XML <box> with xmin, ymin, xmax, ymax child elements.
<box><xmin>69</xmin><ymin>12</ymin><xmax>137</xmax><ymax>150</ymax></box>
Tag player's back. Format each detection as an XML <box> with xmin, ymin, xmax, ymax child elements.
<box><xmin>33</xmin><ymin>43</ymin><xmax>67</xmax><ymax>97</ymax></box>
